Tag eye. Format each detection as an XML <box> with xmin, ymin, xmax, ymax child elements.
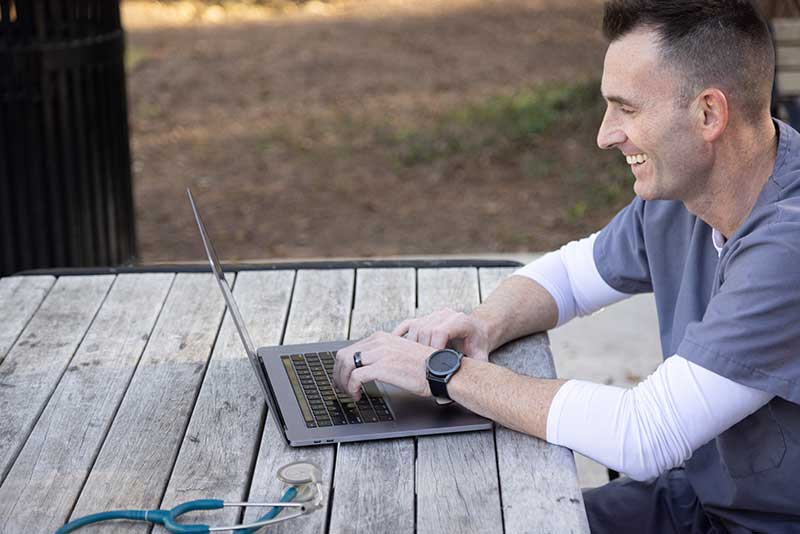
<box><xmin>620</xmin><ymin>107</ymin><xmax>635</xmax><ymax>115</ymax></box>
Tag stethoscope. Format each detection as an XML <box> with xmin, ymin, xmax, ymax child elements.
<box><xmin>55</xmin><ymin>460</ymin><xmax>325</xmax><ymax>534</ymax></box>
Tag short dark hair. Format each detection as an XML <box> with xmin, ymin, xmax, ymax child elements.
<box><xmin>603</xmin><ymin>0</ymin><xmax>774</xmax><ymax>120</ymax></box>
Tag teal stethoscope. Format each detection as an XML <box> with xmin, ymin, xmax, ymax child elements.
<box><xmin>56</xmin><ymin>461</ymin><xmax>325</xmax><ymax>534</ymax></box>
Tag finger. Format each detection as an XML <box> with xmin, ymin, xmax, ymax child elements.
<box><xmin>335</xmin><ymin>338</ymin><xmax>378</xmax><ymax>389</ymax></box>
<box><xmin>334</xmin><ymin>346</ymin><xmax>356</xmax><ymax>392</ymax></box>
<box><xmin>339</xmin><ymin>357</ymin><xmax>357</xmax><ymax>395</ymax></box>
<box><xmin>444</xmin><ymin>314</ymin><xmax>473</xmax><ymax>338</ymax></box>
<box><xmin>450</xmin><ymin>337</ymin><xmax>465</xmax><ymax>354</ymax></box>
<box><xmin>462</xmin><ymin>336</ymin><xmax>488</xmax><ymax>360</ymax></box>
<box><xmin>391</xmin><ymin>319</ymin><xmax>412</xmax><ymax>337</ymax></box>
<box><xmin>427</xmin><ymin>313</ymin><xmax>469</xmax><ymax>349</ymax></box>
<box><xmin>347</xmin><ymin>365</ymin><xmax>380</xmax><ymax>401</ymax></box>
<box><xmin>418</xmin><ymin>328</ymin><xmax>432</xmax><ymax>348</ymax></box>
<box><xmin>429</xmin><ymin>327</ymin><xmax>450</xmax><ymax>350</ymax></box>
<box><xmin>407</xmin><ymin>324</ymin><xmax>421</xmax><ymax>343</ymax></box>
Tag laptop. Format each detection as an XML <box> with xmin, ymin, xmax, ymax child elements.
<box><xmin>188</xmin><ymin>190</ymin><xmax>492</xmax><ymax>446</ymax></box>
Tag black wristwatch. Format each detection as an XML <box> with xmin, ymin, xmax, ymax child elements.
<box><xmin>426</xmin><ymin>348</ymin><xmax>463</xmax><ymax>403</ymax></box>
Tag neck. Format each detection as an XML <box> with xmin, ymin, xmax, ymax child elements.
<box><xmin>684</xmin><ymin>119</ymin><xmax>777</xmax><ymax>239</ymax></box>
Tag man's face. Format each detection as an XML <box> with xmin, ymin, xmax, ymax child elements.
<box><xmin>597</xmin><ymin>29</ymin><xmax>710</xmax><ymax>202</ymax></box>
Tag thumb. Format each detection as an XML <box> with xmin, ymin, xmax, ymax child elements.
<box><xmin>464</xmin><ymin>338</ymin><xmax>489</xmax><ymax>361</ymax></box>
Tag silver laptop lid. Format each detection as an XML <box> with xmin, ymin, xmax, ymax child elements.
<box><xmin>188</xmin><ymin>189</ymin><xmax>283</xmax><ymax>428</ymax></box>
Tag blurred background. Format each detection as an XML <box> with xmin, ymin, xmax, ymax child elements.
<box><xmin>124</xmin><ymin>0</ymin><xmax>631</xmax><ymax>263</ymax></box>
<box><xmin>2</xmin><ymin>0</ymin><xmax>797</xmax><ymax>269</ymax></box>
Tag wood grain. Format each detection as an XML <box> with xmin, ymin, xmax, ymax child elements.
<box><xmin>477</xmin><ymin>267</ymin><xmax>515</xmax><ymax>300</ymax></box>
<box><xmin>0</xmin><ymin>273</ymin><xmax>173</xmax><ymax>534</ymax></box>
<box><xmin>243</xmin><ymin>269</ymin><xmax>354</xmax><ymax>534</ymax></box>
<box><xmin>774</xmin><ymin>19</ymin><xmax>800</xmax><ymax>94</ymax></box>
<box><xmin>350</xmin><ymin>268</ymin><xmax>417</xmax><ymax>339</ymax></box>
<box><xmin>416</xmin><ymin>267</ymin><xmax>480</xmax><ymax>316</ymax></box>
<box><xmin>480</xmin><ymin>268</ymin><xmax>590</xmax><ymax>533</ymax></box>
<box><xmin>68</xmin><ymin>273</ymin><xmax>228</xmax><ymax>534</ymax></box>
<box><xmin>491</xmin><ymin>337</ymin><xmax>590</xmax><ymax>534</ymax></box>
<box><xmin>0</xmin><ymin>275</ymin><xmax>54</xmax><ymax>365</ymax></box>
<box><xmin>0</xmin><ymin>266</ymin><xmax>590</xmax><ymax>533</ymax></box>
<box><xmin>774</xmin><ymin>18</ymin><xmax>800</xmax><ymax>42</ymax></box>
<box><xmin>0</xmin><ymin>275</ymin><xmax>113</xmax><ymax>484</ymax></box>
<box><xmin>328</xmin><ymin>268</ymin><xmax>416</xmax><ymax>534</ymax></box>
<box><xmin>777</xmin><ymin>71</ymin><xmax>800</xmax><ymax>94</ymax></box>
<box><xmin>153</xmin><ymin>271</ymin><xmax>295</xmax><ymax>533</ymax></box>
<box><xmin>777</xmin><ymin>46</ymin><xmax>800</xmax><ymax>69</ymax></box>
<box><xmin>415</xmin><ymin>267</ymin><xmax>503</xmax><ymax>534</ymax></box>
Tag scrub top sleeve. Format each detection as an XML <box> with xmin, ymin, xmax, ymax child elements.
<box><xmin>592</xmin><ymin>196</ymin><xmax>654</xmax><ymax>295</ymax></box>
<box><xmin>678</xmin><ymin>222</ymin><xmax>800</xmax><ymax>404</ymax></box>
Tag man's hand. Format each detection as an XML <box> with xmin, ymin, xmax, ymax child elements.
<box><xmin>391</xmin><ymin>308</ymin><xmax>491</xmax><ymax>361</ymax></box>
<box><xmin>333</xmin><ymin>332</ymin><xmax>434</xmax><ymax>401</ymax></box>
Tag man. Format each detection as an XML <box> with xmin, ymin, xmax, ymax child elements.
<box><xmin>333</xmin><ymin>1</ymin><xmax>800</xmax><ymax>532</ymax></box>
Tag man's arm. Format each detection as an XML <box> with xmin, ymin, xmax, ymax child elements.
<box><xmin>389</xmin><ymin>275</ymin><xmax>558</xmax><ymax>361</ymax></box>
<box><xmin>333</xmin><ymin>334</ymin><xmax>772</xmax><ymax>481</ymax></box>
<box><xmin>447</xmin><ymin>356</ymin><xmax>566</xmax><ymax>439</ymax></box>
<box><xmin>471</xmin><ymin>275</ymin><xmax>560</xmax><ymax>354</ymax></box>
<box><xmin>396</xmin><ymin>233</ymin><xmax>630</xmax><ymax>359</ymax></box>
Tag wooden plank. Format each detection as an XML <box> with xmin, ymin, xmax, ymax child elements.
<box><xmin>478</xmin><ymin>267</ymin><xmax>515</xmax><ymax>299</ymax></box>
<box><xmin>350</xmin><ymin>268</ymin><xmax>417</xmax><ymax>338</ymax></box>
<box><xmin>491</xmin><ymin>339</ymin><xmax>589</xmax><ymax>534</ymax></box>
<box><xmin>774</xmin><ymin>19</ymin><xmax>800</xmax><ymax>95</ymax></box>
<box><xmin>243</xmin><ymin>269</ymin><xmax>354</xmax><ymax>534</ymax></box>
<box><xmin>777</xmin><ymin>46</ymin><xmax>800</xmax><ymax>69</ymax></box>
<box><xmin>0</xmin><ymin>275</ymin><xmax>113</xmax><ymax>484</ymax></box>
<box><xmin>480</xmin><ymin>268</ymin><xmax>590</xmax><ymax>533</ymax></box>
<box><xmin>773</xmin><ymin>18</ymin><xmax>800</xmax><ymax>43</ymax></box>
<box><xmin>417</xmin><ymin>267</ymin><xmax>480</xmax><ymax>315</ymax></box>
<box><xmin>777</xmin><ymin>70</ymin><xmax>800</xmax><ymax>95</ymax></box>
<box><xmin>0</xmin><ymin>273</ymin><xmax>173</xmax><ymax>534</ymax></box>
<box><xmin>415</xmin><ymin>268</ymin><xmax>503</xmax><ymax>534</ymax></box>
<box><xmin>283</xmin><ymin>269</ymin><xmax>355</xmax><ymax>344</ymax></box>
<box><xmin>153</xmin><ymin>271</ymin><xmax>295</xmax><ymax>533</ymax></box>
<box><xmin>68</xmin><ymin>273</ymin><xmax>228</xmax><ymax>534</ymax></box>
<box><xmin>328</xmin><ymin>268</ymin><xmax>416</xmax><ymax>534</ymax></box>
<box><xmin>0</xmin><ymin>275</ymin><xmax>55</xmax><ymax>364</ymax></box>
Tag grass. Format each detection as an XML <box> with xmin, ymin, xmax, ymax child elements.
<box><xmin>125</xmin><ymin>46</ymin><xmax>150</xmax><ymax>72</ymax></box>
<box><xmin>394</xmin><ymin>80</ymin><xmax>600</xmax><ymax>166</ymax></box>
<box><xmin>248</xmin><ymin>77</ymin><xmax>633</xmax><ymax>238</ymax></box>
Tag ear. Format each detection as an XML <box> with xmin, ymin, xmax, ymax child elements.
<box><xmin>695</xmin><ymin>88</ymin><xmax>729</xmax><ymax>142</ymax></box>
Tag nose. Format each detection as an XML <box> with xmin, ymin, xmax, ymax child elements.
<box><xmin>596</xmin><ymin>107</ymin><xmax>627</xmax><ymax>150</ymax></box>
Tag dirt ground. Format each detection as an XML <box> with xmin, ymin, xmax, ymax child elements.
<box><xmin>123</xmin><ymin>0</ymin><xmax>633</xmax><ymax>263</ymax></box>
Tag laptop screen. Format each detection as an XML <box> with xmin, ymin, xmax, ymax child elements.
<box><xmin>188</xmin><ymin>189</ymin><xmax>258</xmax><ymax>359</ymax></box>
<box><xmin>187</xmin><ymin>189</ymin><xmax>283</xmax><ymax>427</ymax></box>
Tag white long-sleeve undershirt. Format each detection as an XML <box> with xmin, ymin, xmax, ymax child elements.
<box><xmin>513</xmin><ymin>233</ymin><xmax>628</xmax><ymax>327</ymax></box>
<box><xmin>512</xmin><ymin>232</ymin><xmax>773</xmax><ymax>481</ymax></box>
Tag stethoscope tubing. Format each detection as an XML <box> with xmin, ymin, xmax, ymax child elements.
<box><xmin>54</xmin><ymin>485</ymin><xmax>311</xmax><ymax>534</ymax></box>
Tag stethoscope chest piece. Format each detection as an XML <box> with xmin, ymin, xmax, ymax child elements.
<box><xmin>277</xmin><ymin>461</ymin><xmax>322</xmax><ymax>486</ymax></box>
<box><xmin>277</xmin><ymin>460</ymin><xmax>324</xmax><ymax>508</ymax></box>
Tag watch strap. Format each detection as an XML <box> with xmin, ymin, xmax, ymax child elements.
<box><xmin>428</xmin><ymin>375</ymin><xmax>450</xmax><ymax>400</ymax></box>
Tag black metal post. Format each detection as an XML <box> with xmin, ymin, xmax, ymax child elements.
<box><xmin>0</xmin><ymin>0</ymin><xmax>136</xmax><ymax>276</ymax></box>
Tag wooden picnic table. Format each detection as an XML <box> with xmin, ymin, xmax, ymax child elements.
<box><xmin>0</xmin><ymin>262</ymin><xmax>589</xmax><ymax>534</ymax></box>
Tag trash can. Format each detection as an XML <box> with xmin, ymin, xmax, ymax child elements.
<box><xmin>0</xmin><ymin>1</ymin><xmax>136</xmax><ymax>276</ymax></box>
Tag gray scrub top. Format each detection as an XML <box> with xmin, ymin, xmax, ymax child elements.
<box><xmin>594</xmin><ymin>119</ymin><xmax>800</xmax><ymax>532</ymax></box>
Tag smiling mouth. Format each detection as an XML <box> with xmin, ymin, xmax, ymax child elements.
<box><xmin>625</xmin><ymin>153</ymin><xmax>649</xmax><ymax>166</ymax></box>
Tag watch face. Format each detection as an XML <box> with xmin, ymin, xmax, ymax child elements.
<box><xmin>428</xmin><ymin>350</ymin><xmax>460</xmax><ymax>374</ymax></box>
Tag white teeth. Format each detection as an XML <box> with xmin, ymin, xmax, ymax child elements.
<box><xmin>626</xmin><ymin>153</ymin><xmax>648</xmax><ymax>165</ymax></box>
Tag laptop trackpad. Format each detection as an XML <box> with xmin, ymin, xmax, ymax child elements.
<box><xmin>377</xmin><ymin>382</ymin><xmax>491</xmax><ymax>426</ymax></box>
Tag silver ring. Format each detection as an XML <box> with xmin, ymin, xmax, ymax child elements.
<box><xmin>353</xmin><ymin>351</ymin><xmax>363</xmax><ymax>368</ymax></box>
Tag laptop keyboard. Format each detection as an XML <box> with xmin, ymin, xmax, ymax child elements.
<box><xmin>281</xmin><ymin>351</ymin><xmax>394</xmax><ymax>428</ymax></box>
